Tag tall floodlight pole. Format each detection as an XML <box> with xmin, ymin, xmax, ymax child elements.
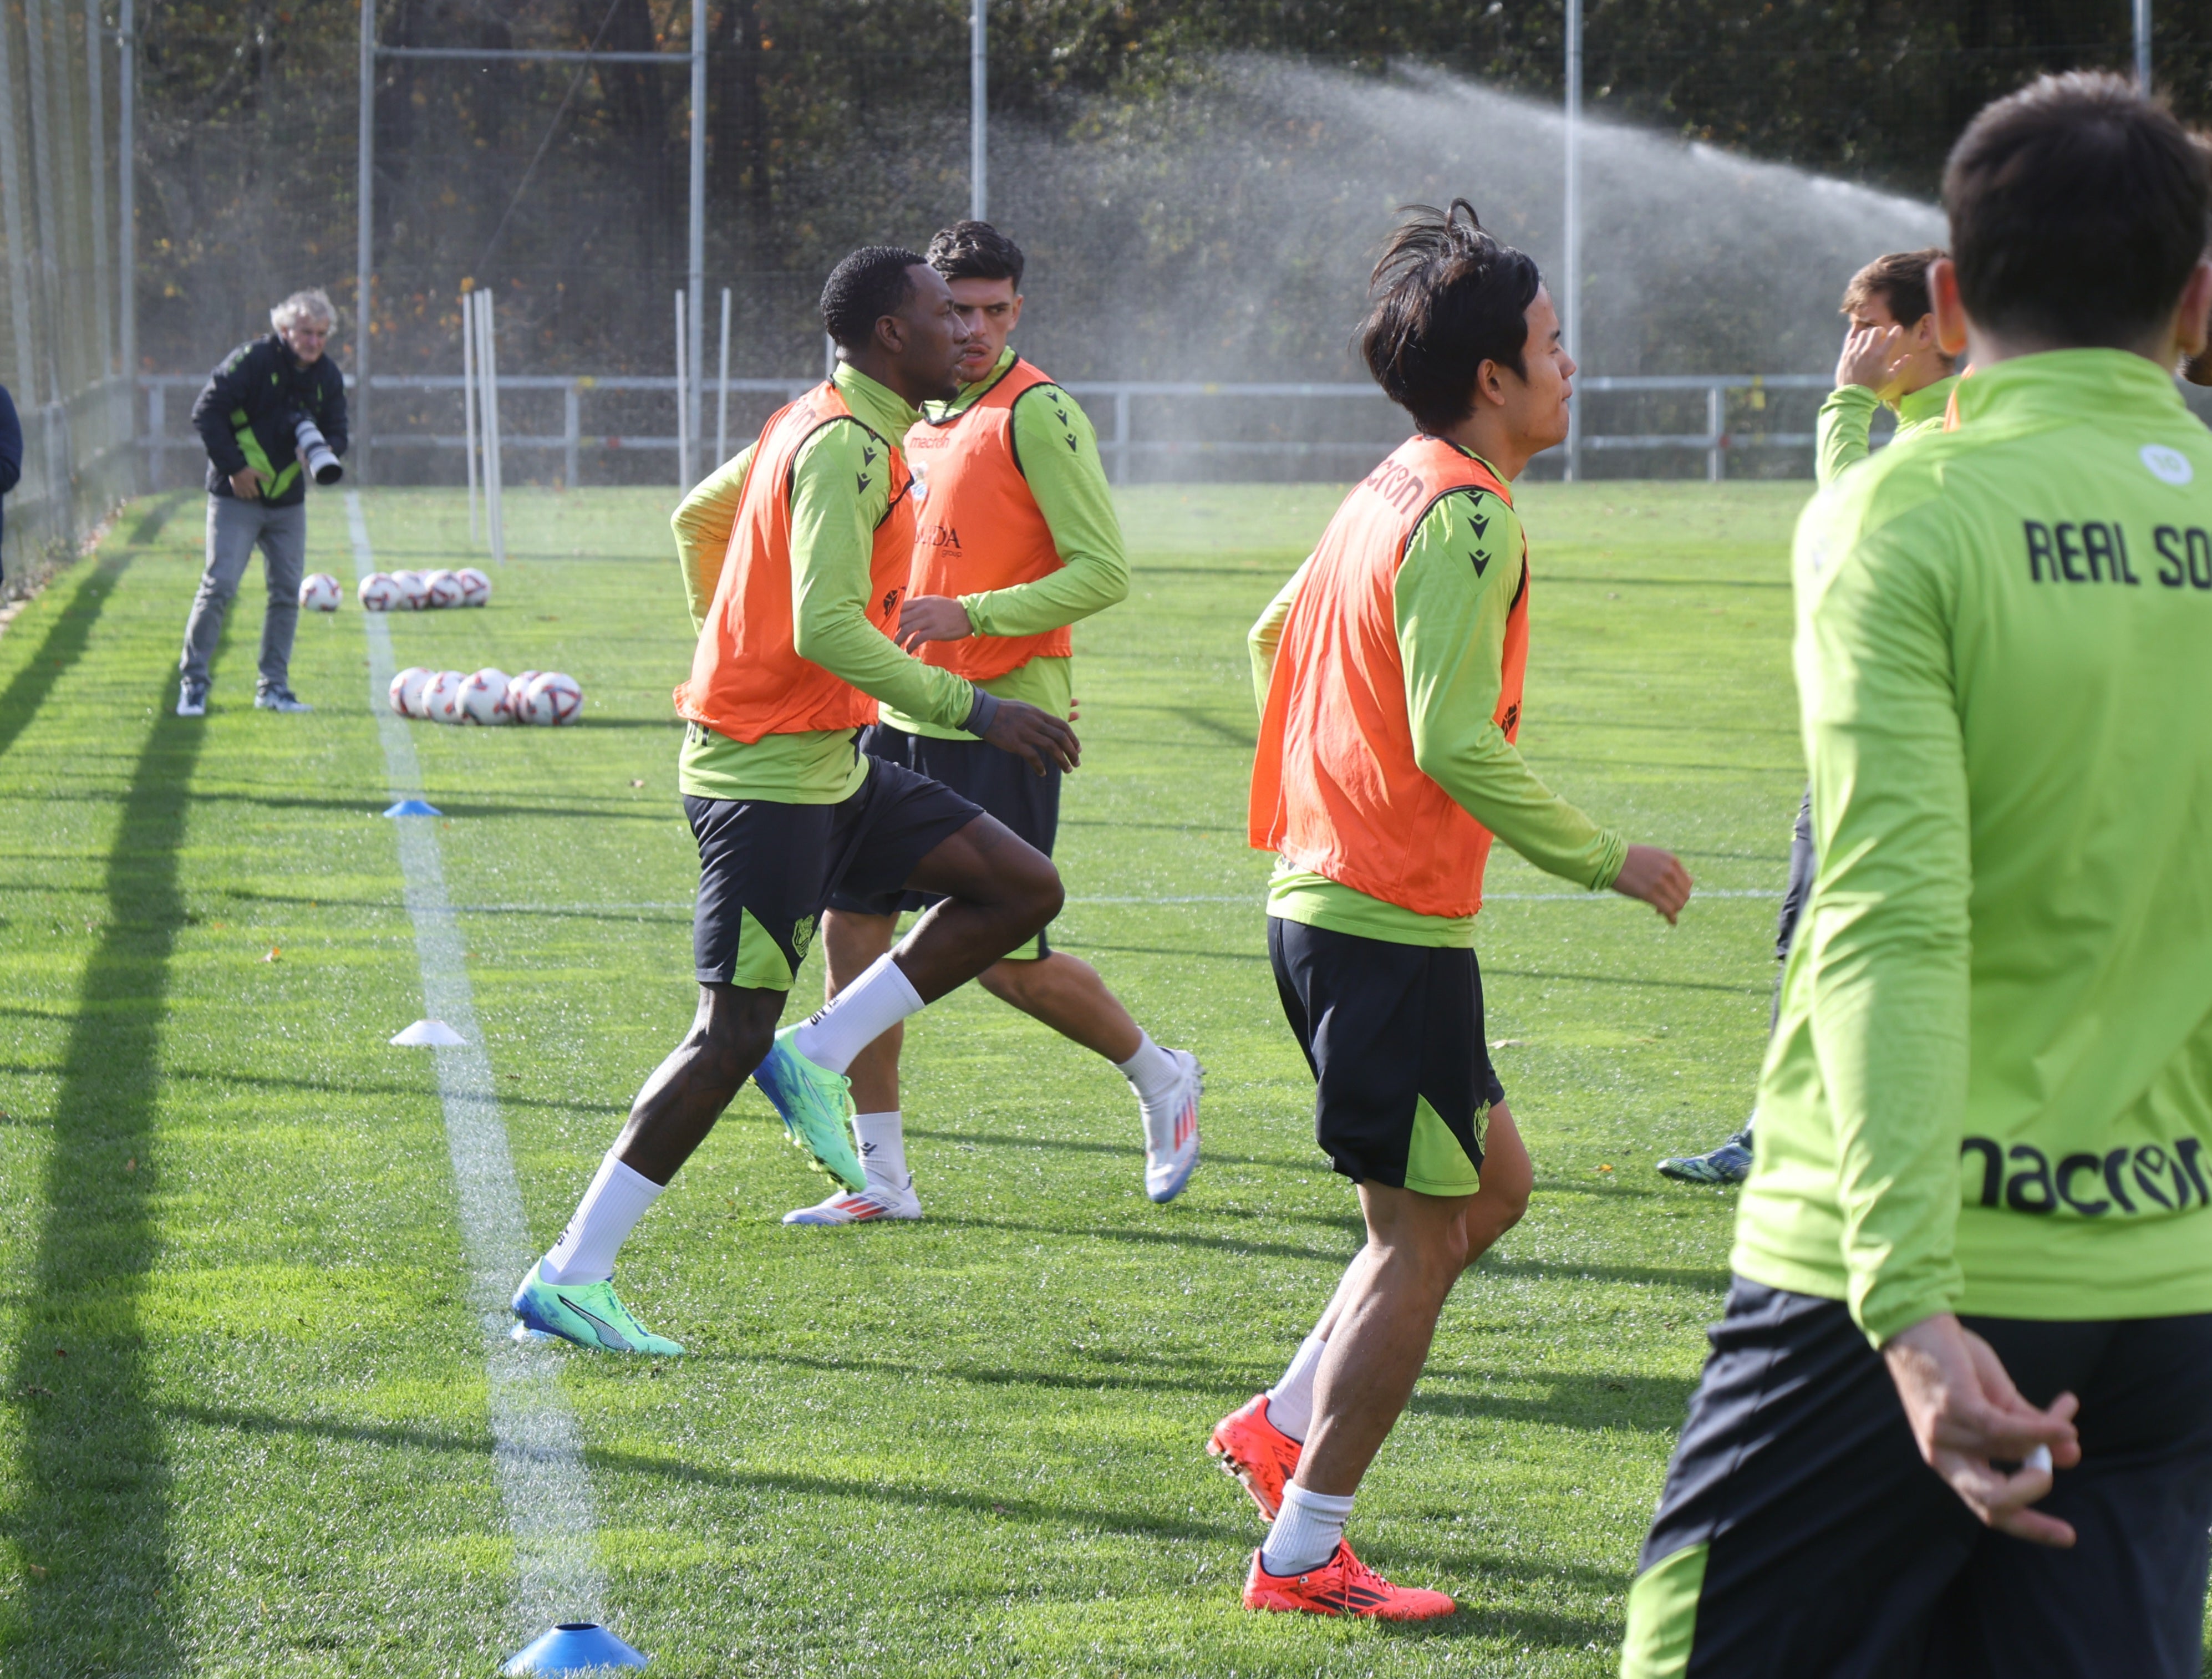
<box><xmin>1563</xmin><ymin>0</ymin><xmax>1582</xmax><ymax>482</ymax></box>
<box><xmin>2134</xmin><ymin>0</ymin><xmax>2152</xmax><ymax>88</ymax></box>
<box><xmin>357</xmin><ymin>0</ymin><xmax>375</xmax><ymax>483</ymax></box>
<box><xmin>118</xmin><ymin>0</ymin><xmax>136</xmax><ymax>475</ymax></box>
<box><xmin>686</xmin><ymin>0</ymin><xmax>705</xmax><ymax>488</ymax></box>
<box><xmin>969</xmin><ymin>0</ymin><xmax>987</xmax><ymax>219</ymax></box>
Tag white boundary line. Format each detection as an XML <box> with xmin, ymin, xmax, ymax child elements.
<box><xmin>345</xmin><ymin>493</ymin><xmax>604</xmax><ymax>1639</ymax></box>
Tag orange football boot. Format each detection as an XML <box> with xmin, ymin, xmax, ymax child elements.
<box><xmin>1207</xmin><ymin>1394</ymin><xmax>1302</xmax><ymax>1519</ymax></box>
<box><xmin>1242</xmin><ymin>1539</ymin><xmax>1457</xmax><ymax>1620</ymax></box>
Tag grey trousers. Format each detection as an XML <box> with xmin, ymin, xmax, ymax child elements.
<box><xmin>179</xmin><ymin>494</ymin><xmax>307</xmax><ymax>690</ymax></box>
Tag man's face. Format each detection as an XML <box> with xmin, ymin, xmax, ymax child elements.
<box><xmin>1492</xmin><ymin>285</ymin><xmax>1577</xmax><ymax>455</ymax></box>
<box><xmin>887</xmin><ymin>263</ymin><xmax>972</xmax><ymax>403</ymax></box>
<box><xmin>1848</xmin><ymin>293</ymin><xmax>1948</xmax><ymax>397</ymax></box>
<box><xmin>279</xmin><ymin>318</ymin><xmax>329</xmax><ymax>366</ymax></box>
<box><xmin>947</xmin><ymin>276</ymin><xmax>1023</xmax><ymax>383</ymax></box>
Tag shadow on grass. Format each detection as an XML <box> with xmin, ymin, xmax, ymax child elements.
<box><xmin>1476</xmin><ymin>1255</ymin><xmax>1730</xmax><ymax>1293</ymax></box>
<box><xmin>1052</xmin><ymin>939</ymin><xmax>1268</xmax><ymax>965</ymax></box>
<box><xmin>0</xmin><ymin>1060</ymin><xmax>623</xmax><ymax>1120</ymax></box>
<box><xmin>1408</xmin><ymin>1368</ymin><xmax>1697</xmax><ymax>1434</ymax></box>
<box><xmin>0</xmin><ymin>552</ymin><xmax>130</xmax><ymax>765</ymax></box>
<box><xmin>2</xmin><ymin>676</ymin><xmax>200</xmax><ymax>1673</ymax></box>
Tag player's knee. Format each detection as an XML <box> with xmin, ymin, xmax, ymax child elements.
<box><xmin>695</xmin><ymin>989</ymin><xmax>777</xmax><ymax>1088</ymax></box>
<box><xmin>1010</xmin><ymin>851</ymin><xmax>1063</xmax><ymax>932</ymax></box>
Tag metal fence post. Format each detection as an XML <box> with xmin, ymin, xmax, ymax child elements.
<box><xmin>1707</xmin><ymin>384</ymin><xmax>1725</xmax><ymax>483</ymax></box>
<box><xmin>565</xmin><ymin>382</ymin><xmax>581</xmax><ymax>489</ymax></box>
<box><xmin>144</xmin><ymin>380</ymin><xmax>163</xmax><ymax>489</ymax></box>
<box><xmin>1112</xmin><ymin>389</ymin><xmax>1130</xmax><ymax>487</ymax></box>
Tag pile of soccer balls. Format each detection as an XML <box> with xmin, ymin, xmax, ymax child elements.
<box><xmin>354</xmin><ymin>567</ymin><xmax>494</xmax><ymax>611</ymax></box>
<box><xmin>390</xmin><ymin>666</ymin><xmax>582</xmax><ymax>726</ymax></box>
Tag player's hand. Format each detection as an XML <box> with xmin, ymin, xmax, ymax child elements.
<box><xmin>980</xmin><ymin>697</ymin><xmax>1080</xmax><ymax>777</ymax></box>
<box><xmin>1835</xmin><ymin>324</ymin><xmax>1905</xmax><ymax>398</ymax></box>
<box><xmin>229</xmin><ymin>466</ymin><xmax>265</xmax><ymax>501</ymax></box>
<box><xmin>896</xmin><ymin>595</ymin><xmax>974</xmax><ymax>651</ymax></box>
<box><xmin>1883</xmin><ymin>1313</ymin><xmax>2081</xmax><ymax>1547</ymax></box>
<box><xmin>1611</xmin><ymin>846</ymin><xmax>1692</xmax><ymax>925</ymax></box>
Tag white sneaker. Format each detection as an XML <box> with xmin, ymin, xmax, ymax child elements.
<box><xmin>176</xmin><ymin>681</ymin><xmax>207</xmax><ymax>718</ymax></box>
<box><xmin>254</xmin><ymin>685</ymin><xmax>312</xmax><ymax>713</ymax></box>
<box><xmin>1142</xmin><ymin>1049</ymin><xmax>1203</xmax><ymax>1204</ymax></box>
<box><xmin>781</xmin><ymin>1177</ymin><xmax>923</xmax><ymax>1226</ymax></box>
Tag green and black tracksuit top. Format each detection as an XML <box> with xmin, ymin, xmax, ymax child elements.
<box><xmin>191</xmin><ymin>334</ymin><xmax>349</xmax><ymax>508</ymax></box>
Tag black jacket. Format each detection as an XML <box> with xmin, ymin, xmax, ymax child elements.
<box><xmin>191</xmin><ymin>335</ymin><xmax>348</xmax><ymax>508</ymax></box>
<box><xmin>0</xmin><ymin>383</ymin><xmax>20</xmax><ymax>568</ymax></box>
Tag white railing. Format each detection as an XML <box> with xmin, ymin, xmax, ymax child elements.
<box><xmin>136</xmin><ymin>370</ymin><xmax>1845</xmax><ymax>488</ymax></box>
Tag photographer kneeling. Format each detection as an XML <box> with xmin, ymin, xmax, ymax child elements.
<box><xmin>177</xmin><ymin>288</ymin><xmax>348</xmax><ymax>716</ymax></box>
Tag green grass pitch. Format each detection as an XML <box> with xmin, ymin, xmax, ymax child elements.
<box><xmin>0</xmin><ymin>478</ymin><xmax>1811</xmax><ymax>1676</ymax></box>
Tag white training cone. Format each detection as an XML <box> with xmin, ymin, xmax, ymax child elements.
<box><xmin>390</xmin><ymin>1019</ymin><xmax>467</xmax><ymax>1047</ymax></box>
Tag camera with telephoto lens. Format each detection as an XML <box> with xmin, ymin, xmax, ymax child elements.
<box><xmin>293</xmin><ymin>416</ymin><xmax>343</xmax><ymax>486</ymax></box>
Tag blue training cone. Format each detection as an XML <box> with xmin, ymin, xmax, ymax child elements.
<box><xmin>502</xmin><ymin>1622</ymin><xmax>648</xmax><ymax>1674</ymax></box>
<box><xmin>383</xmin><ymin>798</ymin><xmax>441</xmax><ymax>817</ymax></box>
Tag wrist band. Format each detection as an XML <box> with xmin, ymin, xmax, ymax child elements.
<box><xmin>962</xmin><ymin>689</ymin><xmax>1001</xmax><ymax>736</ymax></box>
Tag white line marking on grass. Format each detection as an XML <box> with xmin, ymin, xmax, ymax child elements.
<box><xmin>345</xmin><ymin>493</ymin><xmax>604</xmax><ymax>1639</ymax></box>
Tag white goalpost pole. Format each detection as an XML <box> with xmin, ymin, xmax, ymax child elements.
<box><xmin>674</xmin><ymin>289</ymin><xmax>690</xmax><ymax>489</ymax></box>
<box><xmin>1563</xmin><ymin>0</ymin><xmax>1582</xmax><ymax>484</ymax></box>
<box><xmin>716</xmin><ymin>285</ymin><xmax>732</xmax><ymax>467</ymax></box>
<box><xmin>969</xmin><ymin>0</ymin><xmax>987</xmax><ymax>219</ymax></box>
<box><xmin>462</xmin><ymin>289</ymin><xmax>480</xmax><ymax>544</ymax></box>
<box><xmin>479</xmin><ymin>291</ymin><xmax>506</xmax><ymax>565</ymax></box>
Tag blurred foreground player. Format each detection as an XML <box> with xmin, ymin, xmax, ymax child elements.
<box><xmin>511</xmin><ymin>248</ymin><xmax>1079</xmax><ymax>1355</ymax></box>
<box><xmin>1218</xmin><ymin>202</ymin><xmax>1692</xmax><ymax>1618</ymax></box>
<box><xmin>1661</xmin><ymin>247</ymin><xmax>1960</xmax><ymax>1187</ymax></box>
<box><xmin>1624</xmin><ymin>74</ymin><xmax>2212</xmax><ymax>1677</ymax></box>
<box><xmin>795</xmin><ymin>221</ymin><xmax>1202</xmax><ymax>1227</ymax></box>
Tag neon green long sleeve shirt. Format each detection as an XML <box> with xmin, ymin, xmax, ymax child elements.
<box><xmin>1736</xmin><ymin>349</ymin><xmax>2212</xmax><ymax>1345</ymax></box>
<box><xmin>672</xmin><ymin>363</ymin><xmax>976</xmax><ymax>803</ymax></box>
<box><xmin>1814</xmin><ymin>373</ymin><xmax>1959</xmax><ymax>488</ymax></box>
<box><xmin>882</xmin><ymin>347</ymin><xmax>1130</xmax><ymax>738</ymax></box>
<box><xmin>1250</xmin><ymin>465</ymin><xmax>1625</xmax><ymax>946</ymax></box>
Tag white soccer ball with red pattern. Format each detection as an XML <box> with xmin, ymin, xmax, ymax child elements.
<box><xmin>392</xmin><ymin>570</ymin><xmax>430</xmax><ymax>610</ymax></box>
<box><xmin>389</xmin><ymin>666</ymin><xmax>433</xmax><ymax>718</ymax></box>
<box><xmin>507</xmin><ymin>670</ymin><xmax>543</xmax><ymax>713</ymax></box>
<box><xmin>517</xmin><ymin>671</ymin><xmax>583</xmax><ymax>726</ymax></box>
<box><xmin>455</xmin><ymin>567</ymin><xmax>492</xmax><ymax>607</ymax></box>
<box><xmin>421</xmin><ymin>669</ymin><xmax>469</xmax><ymax>724</ymax></box>
<box><xmin>458</xmin><ymin>668</ymin><xmax>511</xmax><ymax>726</ymax></box>
<box><xmin>357</xmin><ymin>572</ymin><xmax>403</xmax><ymax>611</ymax></box>
<box><xmin>424</xmin><ymin>568</ymin><xmax>465</xmax><ymax>609</ymax></box>
<box><xmin>299</xmin><ymin>573</ymin><xmax>342</xmax><ymax>612</ymax></box>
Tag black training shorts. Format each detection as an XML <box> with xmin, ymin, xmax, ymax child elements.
<box><xmin>1268</xmin><ymin>915</ymin><xmax>1503</xmax><ymax>1197</ymax></box>
<box><xmin>824</xmin><ymin>721</ymin><xmax>1061</xmax><ymax>960</ymax></box>
<box><xmin>685</xmin><ymin>756</ymin><xmax>980</xmax><ymax>991</ymax></box>
<box><xmin>1622</xmin><ymin>1279</ymin><xmax>2212</xmax><ymax>1678</ymax></box>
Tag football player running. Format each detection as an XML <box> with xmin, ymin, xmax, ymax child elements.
<box><xmin>790</xmin><ymin>221</ymin><xmax>1202</xmax><ymax>1228</ymax></box>
<box><xmin>1217</xmin><ymin>202</ymin><xmax>1692</xmax><ymax>1618</ymax></box>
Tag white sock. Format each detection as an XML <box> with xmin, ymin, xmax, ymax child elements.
<box><xmin>1265</xmin><ymin>1331</ymin><xmax>1330</xmax><ymax>1443</ymax></box>
<box><xmin>539</xmin><ymin>1153</ymin><xmax>664</xmax><ymax>1285</ymax></box>
<box><xmin>1116</xmin><ymin>1031</ymin><xmax>1184</xmax><ymax>1121</ymax></box>
<box><xmin>852</xmin><ymin>1110</ymin><xmax>910</xmax><ymax>1190</ymax></box>
<box><xmin>791</xmin><ymin>953</ymin><xmax>925</xmax><ymax>1075</ymax></box>
<box><xmin>1261</xmin><ymin>1483</ymin><xmax>1356</xmax><ymax>1577</ymax></box>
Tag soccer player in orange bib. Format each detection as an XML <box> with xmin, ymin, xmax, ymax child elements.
<box><xmin>790</xmin><ymin>221</ymin><xmax>1203</xmax><ymax>1227</ymax></box>
<box><xmin>1215</xmin><ymin>202</ymin><xmax>1693</xmax><ymax>1617</ymax></box>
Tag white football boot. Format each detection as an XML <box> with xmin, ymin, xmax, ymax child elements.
<box><xmin>782</xmin><ymin>1177</ymin><xmax>923</xmax><ymax>1226</ymax></box>
<box><xmin>1142</xmin><ymin>1049</ymin><xmax>1203</xmax><ymax>1204</ymax></box>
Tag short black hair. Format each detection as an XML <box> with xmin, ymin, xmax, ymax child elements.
<box><xmin>1359</xmin><ymin>200</ymin><xmax>1543</xmax><ymax>436</ymax></box>
<box><xmin>821</xmin><ymin>246</ymin><xmax>928</xmax><ymax>352</ymax></box>
<box><xmin>927</xmin><ymin>220</ymin><xmax>1025</xmax><ymax>290</ymax></box>
<box><xmin>1945</xmin><ymin>72</ymin><xmax>2210</xmax><ymax>349</ymax></box>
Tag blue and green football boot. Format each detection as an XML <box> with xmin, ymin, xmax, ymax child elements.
<box><xmin>752</xmin><ymin>1025</ymin><xmax>866</xmax><ymax>1190</ymax></box>
<box><xmin>510</xmin><ymin>1264</ymin><xmax>685</xmax><ymax>1356</ymax></box>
